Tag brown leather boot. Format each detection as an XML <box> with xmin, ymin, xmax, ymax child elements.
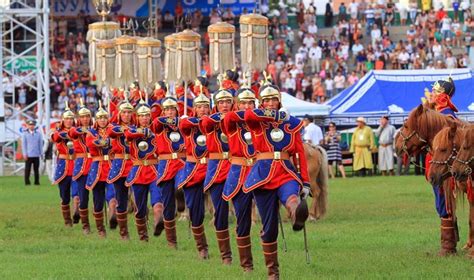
<box><xmin>153</xmin><ymin>203</ymin><xmax>164</xmax><ymax>237</ymax></box>
<box><xmin>438</xmin><ymin>217</ymin><xmax>457</xmax><ymax>256</ymax></box>
<box><xmin>116</xmin><ymin>211</ymin><xmax>130</xmax><ymax>240</ymax></box>
<box><xmin>108</xmin><ymin>199</ymin><xmax>118</xmax><ymax>230</ymax></box>
<box><xmin>79</xmin><ymin>208</ymin><xmax>91</xmax><ymax>235</ymax></box>
<box><xmin>262</xmin><ymin>241</ymin><xmax>279</xmax><ymax>280</ymax></box>
<box><xmin>93</xmin><ymin>211</ymin><xmax>106</xmax><ymax>238</ymax></box>
<box><xmin>164</xmin><ymin>219</ymin><xmax>177</xmax><ymax>249</ymax></box>
<box><xmin>192</xmin><ymin>224</ymin><xmax>209</xmax><ymax>260</ymax></box>
<box><xmin>237</xmin><ymin>235</ymin><xmax>253</xmax><ymax>272</ymax></box>
<box><xmin>73</xmin><ymin>196</ymin><xmax>80</xmax><ymax>224</ymax></box>
<box><xmin>286</xmin><ymin>195</ymin><xmax>309</xmax><ymax>231</ymax></box>
<box><xmin>216</xmin><ymin>229</ymin><xmax>232</xmax><ymax>265</ymax></box>
<box><xmin>61</xmin><ymin>204</ymin><xmax>73</xmax><ymax>227</ymax></box>
<box><xmin>135</xmin><ymin>217</ymin><xmax>149</xmax><ymax>242</ymax></box>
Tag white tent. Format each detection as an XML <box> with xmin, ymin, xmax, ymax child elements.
<box><xmin>281</xmin><ymin>92</ymin><xmax>330</xmax><ymax>117</ymax></box>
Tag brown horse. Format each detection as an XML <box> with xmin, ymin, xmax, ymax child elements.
<box><xmin>429</xmin><ymin>124</ymin><xmax>474</xmax><ymax>258</ymax></box>
<box><xmin>395</xmin><ymin>104</ymin><xmax>470</xmax><ymax>256</ymax></box>
<box><xmin>304</xmin><ymin>143</ymin><xmax>329</xmax><ymax>221</ymax></box>
<box><xmin>452</xmin><ymin>126</ymin><xmax>474</xmax><ymax>182</ymax></box>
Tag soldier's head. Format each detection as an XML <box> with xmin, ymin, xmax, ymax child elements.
<box><xmin>214</xmin><ymin>88</ymin><xmax>233</xmax><ymax>114</ymax></box>
<box><xmin>136</xmin><ymin>101</ymin><xmax>151</xmax><ymax>127</ymax></box>
<box><xmin>118</xmin><ymin>99</ymin><xmax>134</xmax><ymax>125</ymax></box>
<box><xmin>237</xmin><ymin>87</ymin><xmax>256</xmax><ymax>110</ymax></box>
<box><xmin>193</xmin><ymin>94</ymin><xmax>210</xmax><ymax>118</ymax></box>
<box><xmin>62</xmin><ymin>101</ymin><xmax>75</xmax><ymax>128</ymax></box>
<box><xmin>162</xmin><ymin>96</ymin><xmax>178</xmax><ymax>118</ymax></box>
<box><xmin>95</xmin><ymin>101</ymin><xmax>109</xmax><ymax>129</ymax></box>
<box><xmin>259</xmin><ymin>73</ymin><xmax>281</xmax><ymax>110</ymax></box>
<box><xmin>432</xmin><ymin>77</ymin><xmax>455</xmax><ymax>97</ymax></box>
<box><xmin>77</xmin><ymin>98</ymin><xmax>92</xmax><ymax>126</ymax></box>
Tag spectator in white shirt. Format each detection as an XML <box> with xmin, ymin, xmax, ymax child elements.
<box><xmin>324</xmin><ymin>74</ymin><xmax>334</xmax><ymax>98</ymax></box>
<box><xmin>398</xmin><ymin>49</ymin><xmax>410</xmax><ymax>69</ymax></box>
<box><xmin>440</xmin><ymin>15</ymin><xmax>452</xmax><ymax>40</ymax></box>
<box><xmin>308</xmin><ymin>43</ymin><xmax>322</xmax><ymax>73</ymax></box>
<box><xmin>445</xmin><ymin>51</ymin><xmax>457</xmax><ymax>69</ymax></box>
<box><xmin>349</xmin><ymin>0</ymin><xmax>359</xmax><ymax>20</ymax></box>
<box><xmin>284</xmin><ymin>76</ymin><xmax>296</xmax><ymax>96</ymax></box>
<box><xmin>308</xmin><ymin>21</ymin><xmax>318</xmax><ymax>35</ymax></box>
<box><xmin>352</xmin><ymin>41</ymin><xmax>364</xmax><ymax>57</ymax></box>
<box><xmin>334</xmin><ymin>71</ymin><xmax>346</xmax><ymax>94</ymax></box>
<box><xmin>303</xmin><ymin>33</ymin><xmax>315</xmax><ymax>49</ymax></box>
<box><xmin>370</xmin><ymin>24</ymin><xmax>381</xmax><ymax>48</ymax></box>
<box><xmin>432</xmin><ymin>41</ymin><xmax>443</xmax><ymax>61</ymax></box>
<box><xmin>303</xmin><ymin>115</ymin><xmax>323</xmax><ymax>145</ymax></box>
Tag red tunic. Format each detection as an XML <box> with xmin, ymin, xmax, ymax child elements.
<box><xmin>51</xmin><ymin>128</ymin><xmax>74</xmax><ymax>183</ymax></box>
<box><xmin>124</xmin><ymin>126</ymin><xmax>158</xmax><ymax>186</ymax></box>
<box><xmin>106</xmin><ymin>123</ymin><xmax>133</xmax><ymax>182</ymax></box>
<box><xmin>68</xmin><ymin>126</ymin><xmax>92</xmax><ymax>179</ymax></box>
<box><xmin>85</xmin><ymin>127</ymin><xmax>111</xmax><ymax>187</ymax></box>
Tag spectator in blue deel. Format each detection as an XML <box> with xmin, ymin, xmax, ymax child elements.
<box><xmin>22</xmin><ymin>120</ymin><xmax>44</xmax><ymax>185</ymax></box>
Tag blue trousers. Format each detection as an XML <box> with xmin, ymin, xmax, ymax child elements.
<box><xmin>71</xmin><ymin>179</ymin><xmax>79</xmax><ymax>198</ymax></box>
<box><xmin>92</xmin><ymin>181</ymin><xmax>106</xmax><ymax>213</ymax></box>
<box><xmin>209</xmin><ymin>183</ymin><xmax>229</xmax><ymax>231</ymax></box>
<box><xmin>149</xmin><ymin>180</ymin><xmax>163</xmax><ymax>207</ymax></box>
<box><xmin>232</xmin><ymin>189</ymin><xmax>253</xmax><ymax>237</ymax></box>
<box><xmin>433</xmin><ymin>185</ymin><xmax>449</xmax><ymax>218</ymax></box>
<box><xmin>113</xmin><ymin>177</ymin><xmax>129</xmax><ymax>213</ymax></box>
<box><xmin>77</xmin><ymin>175</ymin><xmax>89</xmax><ymax>210</ymax></box>
<box><xmin>58</xmin><ymin>176</ymin><xmax>72</xmax><ymax>205</ymax></box>
<box><xmin>253</xmin><ymin>180</ymin><xmax>299</xmax><ymax>243</ymax></box>
<box><xmin>132</xmin><ymin>184</ymin><xmax>150</xmax><ymax>219</ymax></box>
<box><xmin>184</xmin><ymin>184</ymin><xmax>205</xmax><ymax>227</ymax></box>
<box><xmin>106</xmin><ymin>183</ymin><xmax>115</xmax><ymax>203</ymax></box>
<box><xmin>159</xmin><ymin>179</ymin><xmax>176</xmax><ymax>221</ymax></box>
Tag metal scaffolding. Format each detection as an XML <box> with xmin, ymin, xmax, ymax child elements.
<box><xmin>0</xmin><ymin>0</ymin><xmax>50</xmax><ymax>175</ymax></box>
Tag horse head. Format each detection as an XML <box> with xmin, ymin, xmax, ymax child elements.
<box><xmin>451</xmin><ymin>125</ymin><xmax>474</xmax><ymax>181</ymax></box>
<box><xmin>396</xmin><ymin>105</ymin><xmax>429</xmax><ymax>156</ymax></box>
<box><xmin>429</xmin><ymin>121</ymin><xmax>463</xmax><ymax>186</ymax></box>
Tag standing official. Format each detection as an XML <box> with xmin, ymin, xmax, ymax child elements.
<box><xmin>244</xmin><ymin>80</ymin><xmax>310</xmax><ymax>279</ymax></box>
<box><xmin>350</xmin><ymin>117</ymin><xmax>376</xmax><ymax>177</ymax></box>
<box><xmin>374</xmin><ymin>116</ymin><xmax>396</xmax><ymax>176</ymax></box>
<box><xmin>22</xmin><ymin>120</ymin><xmax>43</xmax><ymax>186</ymax></box>
<box><xmin>201</xmin><ymin>86</ymin><xmax>233</xmax><ymax>265</ymax></box>
<box><xmin>222</xmin><ymin>86</ymin><xmax>257</xmax><ymax>272</ymax></box>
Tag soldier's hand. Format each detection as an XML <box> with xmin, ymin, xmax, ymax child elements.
<box><xmin>301</xmin><ymin>183</ymin><xmax>311</xmax><ymax>199</ymax></box>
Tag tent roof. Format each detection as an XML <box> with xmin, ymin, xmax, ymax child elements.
<box><xmin>281</xmin><ymin>92</ymin><xmax>330</xmax><ymax>117</ymax></box>
<box><xmin>325</xmin><ymin>69</ymin><xmax>474</xmax><ymax>125</ymax></box>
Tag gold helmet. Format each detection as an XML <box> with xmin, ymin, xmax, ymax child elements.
<box><xmin>161</xmin><ymin>96</ymin><xmax>178</xmax><ymax>110</ymax></box>
<box><xmin>237</xmin><ymin>87</ymin><xmax>256</xmax><ymax>103</ymax></box>
<box><xmin>119</xmin><ymin>90</ymin><xmax>134</xmax><ymax>112</ymax></box>
<box><xmin>258</xmin><ymin>71</ymin><xmax>280</xmax><ymax>103</ymax></box>
<box><xmin>95</xmin><ymin>100</ymin><xmax>109</xmax><ymax>119</ymax></box>
<box><xmin>214</xmin><ymin>74</ymin><xmax>234</xmax><ymax>103</ymax></box>
<box><xmin>62</xmin><ymin>101</ymin><xmax>75</xmax><ymax>120</ymax></box>
<box><xmin>136</xmin><ymin>91</ymin><xmax>151</xmax><ymax>116</ymax></box>
<box><xmin>78</xmin><ymin>98</ymin><xmax>92</xmax><ymax>116</ymax></box>
<box><xmin>193</xmin><ymin>84</ymin><xmax>210</xmax><ymax>106</ymax></box>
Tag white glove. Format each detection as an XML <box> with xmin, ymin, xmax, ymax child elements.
<box><xmin>301</xmin><ymin>184</ymin><xmax>311</xmax><ymax>199</ymax></box>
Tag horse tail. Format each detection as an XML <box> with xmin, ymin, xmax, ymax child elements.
<box><xmin>316</xmin><ymin>145</ymin><xmax>329</xmax><ymax>219</ymax></box>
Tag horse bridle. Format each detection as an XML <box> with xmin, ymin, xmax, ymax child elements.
<box><xmin>430</xmin><ymin>147</ymin><xmax>458</xmax><ymax>177</ymax></box>
<box><xmin>454</xmin><ymin>155</ymin><xmax>474</xmax><ymax>175</ymax></box>
<box><xmin>399</xmin><ymin>129</ymin><xmax>429</xmax><ymax>155</ymax></box>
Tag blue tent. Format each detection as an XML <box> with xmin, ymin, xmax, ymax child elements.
<box><xmin>325</xmin><ymin>69</ymin><xmax>474</xmax><ymax>126</ymax></box>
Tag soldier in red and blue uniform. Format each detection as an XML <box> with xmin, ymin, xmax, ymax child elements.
<box><xmin>425</xmin><ymin>78</ymin><xmax>460</xmax><ymax>255</ymax></box>
<box><xmin>222</xmin><ymin>86</ymin><xmax>257</xmax><ymax>272</ymax></box>
<box><xmin>51</xmin><ymin>104</ymin><xmax>76</xmax><ymax>227</ymax></box>
<box><xmin>68</xmin><ymin>100</ymin><xmax>93</xmax><ymax>235</ymax></box>
<box><xmin>200</xmin><ymin>86</ymin><xmax>233</xmax><ymax>265</ymax></box>
<box><xmin>151</xmin><ymin>96</ymin><xmax>186</xmax><ymax>248</ymax></box>
<box><xmin>85</xmin><ymin>102</ymin><xmax>111</xmax><ymax>237</ymax></box>
<box><xmin>106</xmin><ymin>99</ymin><xmax>135</xmax><ymax>240</ymax></box>
<box><xmin>244</xmin><ymin>80</ymin><xmax>310</xmax><ymax>279</ymax></box>
<box><xmin>124</xmin><ymin>100</ymin><xmax>160</xmax><ymax>242</ymax></box>
<box><xmin>177</xmin><ymin>90</ymin><xmax>211</xmax><ymax>259</ymax></box>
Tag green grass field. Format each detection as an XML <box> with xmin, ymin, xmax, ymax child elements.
<box><xmin>0</xmin><ymin>176</ymin><xmax>473</xmax><ymax>279</ymax></box>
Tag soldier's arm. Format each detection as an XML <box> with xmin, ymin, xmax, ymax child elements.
<box><xmin>107</xmin><ymin>124</ymin><xmax>124</xmax><ymax>138</ymax></box>
<box><xmin>245</xmin><ymin>108</ymin><xmax>288</xmax><ymax>123</ymax></box>
<box><xmin>200</xmin><ymin>113</ymin><xmax>222</xmax><ymax>134</ymax></box>
<box><xmin>223</xmin><ymin>111</ymin><xmax>241</xmax><ymax>135</ymax></box>
<box><xmin>124</xmin><ymin>127</ymin><xmax>147</xmax><ymax>140</ymax></box>
<box><xmin>51</xmin><ymin>130</ymin><xmax>70</xmax><ymax>143</ymax></box>
<box><xmin>179</xmin><ymin>117</ymin><xmax>198</xmax><ymax>136</ymax></box>
<box><xmin>151</xmin><ymin>117</ymin><xmax>178</xmax><ymax>134</ymax></box>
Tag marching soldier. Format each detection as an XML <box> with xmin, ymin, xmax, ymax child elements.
<box><xmin>222</xmin><ymin>85</ymin><xmax>257</xmax><ymax>272</ymax></box>
<box><xmin>68</xmin><ymin>99</ymin><xmax>93</xmax><ymax>235</ymax></box>
<box><xmin>200</xmin><ymin>85</ymin><xmax>233</xmax><ymax>265</ymax></box>
<box><xmin>51</xmin><ymin>103</ymin><xmax>76</xmax><ymax>227</ymax></box>
<box><xmin>107</xmin><ymin>98</ymin><xmax>135</xmax><ymax>240</ymax></box>
<box><xmin>177</xmin><ymin>89</ymin><xmax>211</xmax><ymax>259</ymax></box>
<box><xmin>244</xmin><ymin>79</ymin><xmax>310</xmax><ymax>279</ymax></box>
<box><xmin>85</xmin><ymin>102</ymin><xmax>112</xmax><ymax>237</ymax></box>
<box><xmin>151</xmin><ymin>96</ymin><xmax>186</xmax><ymax>248</ymax></box>
<box><xmin>124</xmin><ymin>100</ymin><xmax>160</xmax><ymax>242</ymax></box>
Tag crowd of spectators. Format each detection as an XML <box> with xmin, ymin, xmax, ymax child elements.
<box><xmin>3</xmin><ymin>1</ymin><xmax>474</xmax><ymax>123</ymax></box>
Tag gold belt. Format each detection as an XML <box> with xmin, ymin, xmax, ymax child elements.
<box><xmin>256</xmin><ymin>151</ymin><xmax>290</xmax><ymax>161</ymax></box>
<box><xmin>230</xmin><ymin>157</ymin><xmax>255</xmax><ymax>166</ymax></box>
<box><xmin>75</xmin><ymin>153</ymin><xmax>91</xmax><ymax>158</ymax></box>
<box><xmin>209</xmin><ymin>152</ymin><xmax>230</xmax><ymax>160</ymax></box>
<box><xmin>186</xmin><ymin>155</ymin><xmax>208</xmax><ymax>164</ymax></box>
<box><xmin>58</xmin><ymin>154</ymin><xmax>75</xmax><ymax>160</ymax></box>
<box><xmin>92</xmin><ymin>155</ymin><xmax>110</xmax><ymax>162</ymax></box>
<box><xmin>132</xmin><ymin>159</ymin><xmax>158</xmax><ymax>166</ymax></box>
<box><xmin>158</xmin><ymin>152</ymin><xmax>186</xmax><ymax>160</ymax></box>
<box><xmin>114</xmin><ymin>154</ymin><xmax>130</xmax><ymax>160</ymax></box>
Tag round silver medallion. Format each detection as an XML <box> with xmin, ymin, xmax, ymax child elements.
<box><xmin>169</xmin><ymin>131</ymin><xmax>181</xmax><ymax>142</ymax></box>
<box><xmin>244</xmin><ymin>132</ymin><xmax>252</xmax><ymax>145</ymax></box>
<box><xmin>197</xmin><ymin>135</ymin><xmax>206</xmax><ymax>146</ymax></box>
<box><xmin>66</xmin><ymin>141</ymin><xmax>74</xmax><ymax>149</ymax></box>
<box><xmin>138</xmin><ymin>141</ymin><xmax>149</xmax><ymax>151</ymax></box>
<box><xmin>270</xmin><ymin>128</ymin><xmax>284</xmax><ymax>142</ymax></box>
<box><xmin>220</xmin><ymin>133</ymin><xmax>228</xmax><ymax>143</ymax></box>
